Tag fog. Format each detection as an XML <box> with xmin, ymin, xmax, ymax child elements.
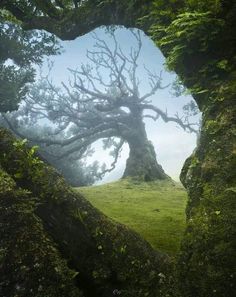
<box><xmin>40</xmin><ymin>27</ymin><xmax>199</xmax><ymax>183</ymax></box>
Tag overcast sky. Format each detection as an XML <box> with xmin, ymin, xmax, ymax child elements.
<box><xmin>41</xmin><ymin>27</ymin><xmax>199</xmax><ymax>183</ymax></box>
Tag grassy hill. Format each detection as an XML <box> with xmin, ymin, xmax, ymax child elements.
<box><xmin>76</xmin><ymin>178</ymin><xmax>187</xmax><ymax>256</ymax></box>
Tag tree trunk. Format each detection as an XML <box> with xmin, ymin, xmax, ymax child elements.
<box><xmin>148</xmin><ymin>4</ymin><xmax>236</xmax><ymax>296</ymax></box>
<box><xmin>177</xmin><ymin>97</ymin><xmax>236</xmax><ymax>297</ymax></box>
<box><xmin>0</xmin><ymin>128</ymin><xmax>173</xmax><ymax>297</ymax></box>
<box><xmin>123</xmin><ymin>138</ymin><xmax>167</xmax><ymax>181</ymax></box>
<box><xmin>123</xmin><ymin>109</ymin><xmax>168</xmax><ymax>181</ymax></box>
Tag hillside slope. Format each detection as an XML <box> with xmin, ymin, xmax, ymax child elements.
<box><xmin>77</xmin><ymin>179</ymin><xmax>187</xmax><ymax>255</ymax></box>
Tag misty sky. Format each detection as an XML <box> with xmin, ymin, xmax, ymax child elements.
<box><xmin>41</xmin><ymin>27</ymin><xmax>199</xmax><ymax>183</ymax></box>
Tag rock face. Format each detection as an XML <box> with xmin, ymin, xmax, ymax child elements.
<box><xmin>0</xmin><ymin>128</ymin><xmax>173</xmax><ymax>297</ymax></box>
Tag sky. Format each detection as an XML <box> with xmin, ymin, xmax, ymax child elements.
<box><xmin>41</xmin><ymin>27</ymin><xmax>199</xmax><ymax>183</ymax></box>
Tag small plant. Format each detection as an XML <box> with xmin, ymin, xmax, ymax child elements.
<box><xmin>12</xmin><ymin>139</ymin><xmax>44</xmax><ymax>180</ymax></box>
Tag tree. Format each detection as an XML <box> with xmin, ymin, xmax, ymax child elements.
<box><xmin>1</xmin><ymin>2</ymin><xmax>236</xmax><ymax>296</ymax></box>
<box><xmin>0</xmin><ymin>12</ymin><xmax>60</xmax><ymax>112</ymax></box>
<box><xmin>0</xmin><ymin>127</ymin><xmax>173</xmax><ymax>297</ymax></box>
<box><xmin>0</xmin><ymin>0</ymin><xmax>152</xmax><ymax>40</ymax></box>
<box><xmin>8</xmin><ymin>31</ymin><xmax>198</xmax><ymax>181</ymax></box>
<box><xmin>0</xmin><ymin>117</ymin><xmax>103</xmax><ymax>186</ymax></box>
<box><xmin>0</xmin><ymin>8</ymin><xmax>173</xmax><ymax>297</ymax></box>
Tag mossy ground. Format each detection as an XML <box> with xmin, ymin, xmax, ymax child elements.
<box><xmin>76</xmin><ymin>178</ymin><xmax>187</xmax><ymax>256</ymax></box>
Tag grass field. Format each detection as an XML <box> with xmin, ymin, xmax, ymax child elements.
<box><xmin>76</xmin><ymin>178</ymin><xmax>187</xmax><ymax>256</ymax></box>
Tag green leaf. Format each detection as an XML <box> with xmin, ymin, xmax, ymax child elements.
<box><xmin>14</xmin><ymin>172</ymin><xmax>23</xmax><ymax>179</ymax></box>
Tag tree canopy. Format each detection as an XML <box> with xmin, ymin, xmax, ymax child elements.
<box><xmin>0</xmin><ymin>1</ymin><xmax>152</xmax><ymax>39</ymax></box>
<box><xmin>0</xmin><ymin>12</ymin><xmax>60</xmax><ymax>112</ymax></box>
<box><xmin>4</xmin><ymin>30</ymin><xmax>198</xmax><ymax>181</ymax></box>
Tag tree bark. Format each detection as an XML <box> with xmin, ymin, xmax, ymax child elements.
<box><xmin>0</xmin><ymin>128</ymin><xmax>173</xmax><ymax>297</ymax></box>
<box><xmin>123</xmin><ymin>130</ymin><xmax>167</xmax><ymax>181</ymax></box>
<box><xmin>122</xmin><ymin>107</ymin><xmax>168</xmax><ymax>181</ymax></box>
<box><xmin>177</xmin><ymin>97</ymin><xmax>236</xmax><ymax>297</ymax></box>
<box><xmin>123</xmin><ymin>139</ymin><xmax>167</xmax><ymax>181</ymax></box>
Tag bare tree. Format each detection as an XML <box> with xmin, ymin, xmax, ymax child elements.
<box><xmin>5</xmin><ymin>30</ymin><xmax>198</xmax><ymax>181</ymax></box>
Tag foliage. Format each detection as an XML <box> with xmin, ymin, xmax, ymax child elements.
<box><xmin>0</xmin><ymin>137</ymin><xmax>45</xmax><ymax>189</ymax></box>
<box><xmin>0</xmin><ymin>15</ymin><xmax>60</xmax><ymax>112</ymax></box>
<box><xmin>157</xmin><ymin>12</ymin><xmax>223</xmax><ymax>70</ymax></box>
<box><xmin>11</xmin><ymin>139</ymin><xmax>44</xmax><ymax>180</ymax></box>
<box><xmin>0</xmin><ymin>1</ymin><xmax>152</xmax><ymax>39</ymax></box>
<box><xmin>134</xmin><ymin>3</ymin><xmax>236</xmax><ymax>296</ymax></box>
<box><xmin>147</xmin><ymin>1</ymin><xmax>236</xmax><ymax>110</ymax></box>
<box><xmin>151</xmin><ymin>12</ymin><xmax>226</xmax><ymax>107</ymax></box>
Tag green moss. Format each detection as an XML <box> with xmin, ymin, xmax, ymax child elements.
<box><xmin>179</xmin><ymin>102</ymin><xmax>236</xmax><ymax>296</ymax></box>
<box><xmin>0</xmin><ymin>128</ymin><xmax>176</xmax><ymax>297</ymax></box>
<box><xmin>178</xmin><ymin>190</ymin><xmax>236</xmax><ymax>297</ymax></box>
<box><xmin>205</xmin><ymin>120</ymin><xmax>220</xmax><ymax>135</ymax></box>
<box><xmin>0</xmin><ymin>169</ymin><xmax>83</xmax><ymax>297</ymax></box>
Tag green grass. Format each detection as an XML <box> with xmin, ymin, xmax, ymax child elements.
<box><xmin>76</xmin><ymin>178</ymin><xmax>187</xmax><ymax>256</ymax></box>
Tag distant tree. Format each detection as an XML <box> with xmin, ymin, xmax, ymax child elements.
<box><xmin>0</xmin><ymin>14</ymin><xmax>101</xmax><ymax>186</ymax></box>
<box><xmin>34</xmin><ymin>131</ymin><xmax>103</xmax><ymax>186</ymax></box>
<box><xmin>0</xmin><ymin>13</ymin><xmax>60</xmax><ymax>113</ymax></box>
<box><xmin>51</xmin><ymin>157</ymin><xmax>100</xmax><ymax>186</ymax></box>
<box><xmin>5</xmin><ymin>31</ymin><xmax>198</xmax><ymax>181</ymax></box>
<box><xmin>0</xmin><ymin>116</ymin><xmax>102</xmax><ymax>186</ymax></box>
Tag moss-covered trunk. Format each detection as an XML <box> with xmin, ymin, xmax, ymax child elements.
<box><xmin>0</xmin><ymin>128</ymin><xmax>173</xmax><ymax>297</ymax></box>
<box><xmin>0</xmin><ymin>168</ymin><xmax>84</xmax><ymax>297</ymax></box>
<box><xmin>149</xmin><ymin>3</ymin><xmax>236</xmax><ymax>295</ymax></box>
<box><xmin>177</xmin><ymin>97</ymin><xmax>236</xmax><ymax>297</ymax></box>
